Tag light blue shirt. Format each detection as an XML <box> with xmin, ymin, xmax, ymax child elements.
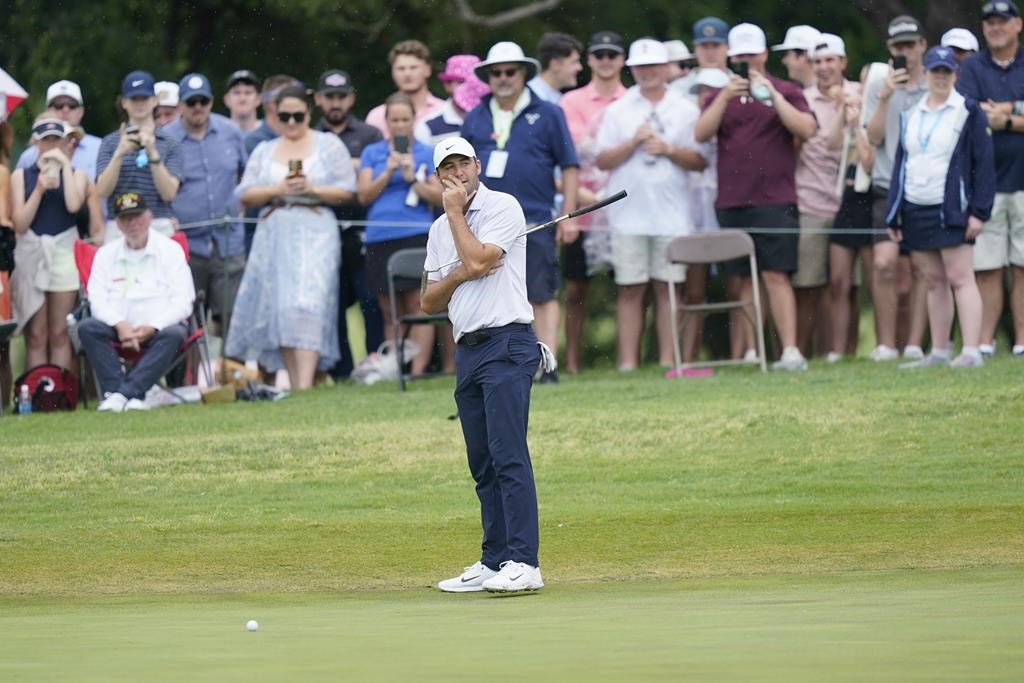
<box><xmin>165</xmin><ymin>113</ymin><xmax>249</xmax><ymax>258</ymax></box>
<box><xmin>527</xmin><ymin>76</ymin><xmax>563</xmax><ymax>104</ymax></box>
<box><xmin>17</xmin><ymin>133</ymin><xmax>102</xmax><ymax>180</ymax></box>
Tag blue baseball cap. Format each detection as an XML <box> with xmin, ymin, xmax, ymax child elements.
<box><xmin>693</xmin><ymin>17</ymin><xmax>729</xmax><ymax>45</ymax></box>
<box><xmin>121</xmin><ymin>70</ymin><xmax>155</xmax><ymax>98</ymax></box>
<box><xmin>924</xmin><ymin>46</ymin><xmax>958</xmax><ymax>71</ymax></box>
<box><xmin>179</xmin><ymin>73</ymin><xmax>213</xmax><ymax>101</ymax></box>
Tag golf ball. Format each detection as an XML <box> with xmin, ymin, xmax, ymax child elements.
<box><xmin>246</xmin><ymin>619</ymin><xmax>259</xmax><ymax>632</ymax></box>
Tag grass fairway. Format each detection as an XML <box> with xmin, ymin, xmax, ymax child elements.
<box><xmin>1</xmin><ymin>360</ymin><xmax>1022</xmax><ymax>680</ymax></box>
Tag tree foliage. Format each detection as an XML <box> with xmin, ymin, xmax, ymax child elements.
<box><xmin>0</xmin><ymin>0</ymin><xmax>991</xmax><ymax>144</ymax></box>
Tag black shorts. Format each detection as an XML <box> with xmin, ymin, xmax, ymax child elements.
<box><xmin>716</xmin><ymin>203</ymin><xmax>799</xmax><ymax>276</ymax></box>
<box><xmin>365</xmin><ymin>233</ymin><xmax>429</xmax><ymax>297</ymax></box>
<box><xmin>831</xmin><ymin>169</ymin><xmax>874</xmax><ymax>250</ymax></box>
<box><xmin>900</xmin><ymin>202</ymin><xmax>971</xmax><ymax>251</ymax></box>
<box><xmin>561</xmin><ymin>233</ymin><xmax>589</xmax><ymax>281</ymax></box>
<box><xmin>526</xmin><ymin>228</ymin><xmax>559</xmax><ymax>303</ymax></box>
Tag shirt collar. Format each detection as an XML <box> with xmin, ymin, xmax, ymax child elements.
<box><xmin>113</xmin><ymin>230</ymin><xmax>160</xmax><ymax>261</ymax></box>
<box><xmin>441</xmin><ymin>99</ymin><xmax>463</xmax><ymax>125</ymax></box>
<box><xmin>916</xmin><ymin>88</ymin><xmax>964</xmax><ymax>112</ymax></box>
<box><xmin>467</xmin><ymin>181</ymin><xmax>490</xmax><ymax>213</ymax></box>
<box><xmin>489</xmin><ymin>87</ymin><xmax>532</xmax><ymax>120</ymax></box>
<box><xmin>584</xmin><ymin>80</ymin><xmax>627</xmax><ymax>102</ymax></box>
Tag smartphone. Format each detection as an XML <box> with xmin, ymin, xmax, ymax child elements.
<box><xmin>393</xmin><ymin>134</ymin><xmax>410</xmax><ymax>154</ymax></box>
<box><xmin>892</xmin><ymin>55</ymin><xmax>907</xmax><ymax>72</ymax></box>
<box><xmin>124</xmin><ymin>125</ymin><xmax>141</xmax><ymax>149</ymax></box>
<box><xmin>733</xmin><ymin>62</ymin><xmax>749</xmax><ymax>80</ymax></box>
<box><xmin>287</xmin><ymin>159</ymin><xmax>304</xmax><ymax>178</ymax></box>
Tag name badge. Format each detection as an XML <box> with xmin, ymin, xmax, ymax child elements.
<box><xmin>485</xmin><ymin>150</ymin><xmax>509</xmax><ymax>178</ymax></box>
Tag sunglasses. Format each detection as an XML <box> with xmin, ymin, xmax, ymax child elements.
<box><xmin>489</xmin><ymin>67</ymin><xmax>521</xmax><ymax>79</ymax></box>
<box><xmin>185</xmin><ymin>97</ymin><xmax>211</xmax><ymax>107</ymax></box>
<box><xmin>592</xmin><ymin>50</ymin><xmax>621</xmax><ymax>61</ymax></box>
<box><xmin>277</xmin><ymin>111</ymin><xmax>307</xmax><ymax>124</ymax></box>
<box><xmin>51</xmin><ymin>102</ymin><xmax>82</xmax><ymax>111</ymax></box>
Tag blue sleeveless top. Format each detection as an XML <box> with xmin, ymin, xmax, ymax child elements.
<box><xmin>23</xmin><ymin>166</ymin><xmax>78</xmax><ymax>237</ymax></box>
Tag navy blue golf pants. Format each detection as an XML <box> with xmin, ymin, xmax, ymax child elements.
<box><xmin>454</xmin><ymin>323</ymin><xmax>540</xmax><ymax>569</ymax></box>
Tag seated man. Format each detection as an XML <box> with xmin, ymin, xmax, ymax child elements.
<box><xmin>79</xmin><ymin>192</ymin><xmax>195</xmax><ymax>412</ymax></box>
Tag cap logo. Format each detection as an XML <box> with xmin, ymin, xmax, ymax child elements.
<box><xmin>703</xmin><ymin>25</ymin><xmax>716</xmax><ymax>36</ymax></box>
<box><xmin>117</xmin><ymin>193</ymin><xmax>142</xmax><ymax>211</ymax></box>
<box><xmin>325</xmin><ymin>74</ymin><xmax>348</xmax><ymax>86</ymax></box>
<box><xmin>188</xmin><ymin>76</ymin><xmax>204</xmax><ymax>89</ymax></box>
<box><xmin>889</xmin><ymin>21</ymin><xmax>919</xmax><ymax>36</ymax></box>
<box><xmin>131</xmin><ymin>79</ymin><xmax>144</xmax><ymax>87</ymax></box>
<box><xmin>938</xmin><ymin>48</ymin><xmax>950</xmax><ymax>58</ymax></box>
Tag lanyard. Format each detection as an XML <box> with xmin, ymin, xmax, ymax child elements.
<box><xmin>917</xmin><ymin>107</ymin><xmax>948</xmax><ymax>153</ymax></box>
<box><xmin>492</xmin><ymin>109</ymin><xmax>514</xmax><ymax>151</ymax></box>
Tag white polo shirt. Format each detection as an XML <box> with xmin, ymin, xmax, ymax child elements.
<box><xmin>88</xmin><ymin>229</ymin><xmax>196</xmax><ymax>330</ymax></box>
<box><xmin>904</xmin><ymin>89</ymin><xmax>968</xmax><ymax>206</ymax></box>
<box><xmin>595</xmin><ymin>85</ymin><xmax>704</xmax><ymax>236</ymax></box>
<box><xmin>424</xmin><ymin>182</ymin><xmax>534</xmax><ymax>342</ymax></box>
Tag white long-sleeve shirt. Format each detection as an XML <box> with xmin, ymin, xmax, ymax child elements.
<box><xmin>88</xmin><ymin>230</ymin><xmax>196</xmax><ymax>330</ymax></box>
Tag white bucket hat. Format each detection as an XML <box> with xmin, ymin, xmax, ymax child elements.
<box><xmin>474</xmin><ymin>42</ymin><xmax>541</xmax><ymax>81</ymax></box>
<box><xmin>625</xmin><ymin>38</ymin><xmax>669</xmax><ymax>67</ymax></box>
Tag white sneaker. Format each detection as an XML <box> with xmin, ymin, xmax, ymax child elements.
<box><xmin>743</xmin><ymin>348</ymin><xmax>758</xmax><ymax>363</ymax></box>
<box><xmin>123</xmin><ymin>398</ymin><xmax>151</xmax><ymax>411</ymax></box>
<box><xmin>899</xmin><ymin>353</ymin><xmax>950</xmax><ymax>370</ymax></box>
<box><xmin>979</xmin><ymin>343</ymin><xmax>996</xmax><ymax>358</ymax></box>
<box><xmin>902</xmin><ymin>345</ymin><xmax>924</xmax><ymax>360</ymax></box>
<box><xmin>869</xmin><ymin>344</ymin><xmax>899</xmax><ymax>362</ymax></box>
<box><xmin>950</xmin><ymin>352</ymin><xmax>984</xmax><ymax>368</ymax></box>
<box><xmin>481</xmin><ymin>560</ymin><xmax>544</xmax><ymax>593</ymax></box>
<box><xmin>826</xmin><ymin>352</ymin><xmax>843</xmax><ymax>364</ymax></box>
<box><xmin>97</xmin><ymin>392</ymin><xmax>127</xmax><ymax>413</ymax></box>
<box><xmin>437</xmin><ymin>561</ymin><xmax>498</xmax><ymax>593</ymax></box>
<box><xmin>1012</xmin><ymin>345</ymin><xmax>1024</xmax><ymax>358</ymax></box>
<box><xmin>771</xmin><ymin>346</ymin><xmax>807</xmax><ymax>372</ymax></box>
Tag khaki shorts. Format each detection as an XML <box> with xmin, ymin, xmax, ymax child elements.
<box><xmin>974</xmin><ymin>191</ymin><xmax>1024</xmax><ymax>270</ymax></box>
<box><xmin>611</xmin><ymin>234</ymin><xmax>686</xmax><ymax>286</ymax></box>
<box><xmin>792</xmin><ymin>213</ymin><xmax>832</xmax><ymax>288</ymax></box>
<box><xmin>46</xmin><ymin>243</ymin><xmax>81</xmax><ymax>292</ymax></box>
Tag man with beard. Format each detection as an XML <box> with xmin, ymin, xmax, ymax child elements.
<box><xmin>314</xmin><ymin>69</ymin><xmax>385</xmax><ymax>379</ymax></box>
<box><xmin>165</xmin><ymin>73</ymin><xmax>248</xmax><ymax>339</ymax></box>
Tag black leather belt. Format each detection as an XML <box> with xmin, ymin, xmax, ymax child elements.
<box><xmin>458</xmin><ymin>323</ymin><xmax>529</xmax><ymax>347</ymax></box>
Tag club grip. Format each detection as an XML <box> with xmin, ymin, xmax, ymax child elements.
<box><xmin>566</xmin><ymin>190</ymin><xmax>627</xmax><ymax>220</ymax></box>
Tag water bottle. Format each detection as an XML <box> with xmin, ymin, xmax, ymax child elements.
<box><xmin>642</xmin><ymin>111</ymin><xmax>665</xmax><ymax>166</ymax></box>
<box><xmin>136</xmin><ymin>148</ymin><xmax>149</xmax><ymax>168</ymax></box>
<box><xmin>17</xmin><ymin>385</ymin><xmax>32</xmax><ymax>416</ymax></box>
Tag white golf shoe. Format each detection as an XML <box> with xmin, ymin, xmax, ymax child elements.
<box><xmin>481</xmin><ymin>560</ymin><xmax>544</xmax><ymax>593</ymax></box>
<box><xmin>97</xmin><ymin>392</ymin><xmax>128</xmax><ymax>413</ymax></box>
<box><xmin>437</xmin><ymin>561</ymin><xmax>498</xmax><ymax>593</ymax></box>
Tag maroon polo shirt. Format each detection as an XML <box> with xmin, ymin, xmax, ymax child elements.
<box><xmin>703</xmin><ymin>75</ymin><xmax>812</xmax><ymax>209</ymax></box>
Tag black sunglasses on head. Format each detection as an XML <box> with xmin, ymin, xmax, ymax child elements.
<box><xmin>185</xmin><ymin>97</ymin><xmax>211</xmax><ymax>107</ymax></box>
<box><xmin>489</xmin><ymin>67</ymin><xmax>521</xmax><ymax>79</ymax></box>
<box><xmin>277</xmin><ymin>111</ymin><xmax>307</xmax><ymax>124</ymax></box>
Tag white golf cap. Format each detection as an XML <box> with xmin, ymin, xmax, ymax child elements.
<box><xmin>663</xmin><ymin>40</ymin><xmax>692</xmax><ymax>62</ymax></box>
<box><xmin>433</xmin><ymin>136</ymin><xmax>477</xmax><ymax>168</ymax></box>
<box><xmin>941</xmin><ymin>28</ymin><xmax>980</xmax><ymax>52</ymax></box>
<box><xmin>689</xmin><ymin>67</ymin><xmax>730</xmax><ymax>94</ymax></box>
<box><xmin>474</xmin><ymin>42</ymin><xmax>541</xmax><ymax>81</ymax></box>
<box><xmin>728</xmin><ymin>23</ymin><xmax>768</xmax><ymax>57</ymax></box>
<box><xmin>46</xmin><ymin>80</ymin><xmax>83</xmax><ymax>105</ymax></box>
<box><xmin>155</xmin><ymin>82</ymin><xmax>179</xmax><ymax>107</ymax></box>
<box><xmin>811</xmin><ymin>33</ymin><xmax>847</xmax><ymax>59</ymax></box>
<box><xmin>772</xmin><ymin>25</ymin><xmax>822</xmax><ymax>52</ymax></box>
<box><xmin>625</xmin><ymin>38</ymin><xmax>669</xmax><ymax>67</ymax></box>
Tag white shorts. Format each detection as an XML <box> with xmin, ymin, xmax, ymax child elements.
<box><xmin>611</xmin><ymin>234</ymin><xmax>686</xmax><ymax>286</ymax></box>
<box><xmin>974</xmin><ymin>191</ymin><xmax>1024</xmax><ymax>270</ymax></box>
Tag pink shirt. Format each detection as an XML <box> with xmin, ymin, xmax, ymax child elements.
<box><xmin>796</xmin><ymin>80</ymin><xmax>861</xmax><ymax>218</ymax></box>
<box><xmin>365</xmin><ymin>93</ymin><xmax>446</xmax><ymax>140</ymax></box>
<box><xmin>560</xmin><ymin>81</ymin><xmax>628</xmax><ymax>195</ymax></box>
<box><xmin>704</xmin><ymin>75</ymin><xmax>812</xmax><ymax>210</ymax></box>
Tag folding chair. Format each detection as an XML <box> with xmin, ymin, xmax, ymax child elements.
<box><xmin>71</xmin><ymin>233</ymin><xmax>214</xmax><ymax>401</ymax></box>
<box><xmin>665</xmin><ymin>230</ymin><xmax>768</xmax><ymax>374</ymax></box>
<box><xmin>0</xmin><ymin>319</ymin><xmax>16</xmax><ymax>416</ymax></box>
<box><xmin>386</xmin><ymin>247</ymin><xmax>451</xmax><ymax>391</ymax></box>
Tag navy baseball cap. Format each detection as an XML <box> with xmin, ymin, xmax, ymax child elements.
<box><xmin>587</xmin><ymin>31</ymin><xmax>625</xmax><ymax>54</ymax></box>
<box><xmin>982</xmin><ymin>0</ymin><xmax>1020</xmax><ymax>18</ymax></box>
<box><xmin>924</xmin><ymin>46</ymin><xmax>959</xmax><ymax>71</ymax></box>
<box><xmin>179</xmin><ymin>73</ymin><xmax>213</xmax><ymax>101</ymax></box>
<box><xmin>226</xmin><ymin>69</ymin><xmax>260</xmax><ymax>90</ymax></box>
<box><xmin>693</xmin><ymin>17</ymin><xmax>730</xmax><ymax>45</ymax></box>
<box><xmin>121</xmin><ymin>71</ymin><xmax>155</xmax><ymax>98</ymax></box>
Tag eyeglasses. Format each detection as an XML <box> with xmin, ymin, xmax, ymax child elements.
<box><xmin>51</xmin><ymin>102</ymin><xmax>82</xmax><ymax>111</ymax></box>
<box><xmin>592</xmin><ymin>50</ymin><xmax>621</xmax><ymax>61</ymax></box>
<box><xmin>488</xmin><ymin>67</ymin><xmax>521</xmax><ymax>79</ymax></box>
<box><xmin>185</xmin><ymin>97</ymin><xmax>211</xmax><ymax>107</ymax></box>
<box><xmin>277</xmin><ymin>111</ymin><xmax>307</xmax><ymax>124</ymax></box>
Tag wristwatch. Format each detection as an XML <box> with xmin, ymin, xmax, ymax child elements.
<box><xmin>1005</xmin><ymin>117</ymin><xmax>1013</xmax><ymax>132</ymax></box>
<box><xmin>150</xmin><ymin>156</ymin><xmax>163</xmax><ymax>165</ymax></box>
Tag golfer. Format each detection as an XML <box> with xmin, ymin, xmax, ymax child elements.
<box><xmin>421</xmin><ymin>137</ymin><xmax>544</xmax><ymax>593</ymax></box>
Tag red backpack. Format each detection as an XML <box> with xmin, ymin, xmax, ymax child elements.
<box><xmin>12</xmin><ymin>365</ymin><xmax>79</xmax><ymax>413</ymax></box>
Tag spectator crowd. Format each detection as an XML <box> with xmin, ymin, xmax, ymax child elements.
<box><xmin>2</xmin><ymin>1</ymin><xmax>1023</xmax><ymax>408</ymax></box>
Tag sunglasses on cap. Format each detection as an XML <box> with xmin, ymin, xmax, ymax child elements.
<box><xmin>277</xmin><ymin>111</ymin><xmax>307</xmax><ymax>124</ymax></box>
<box><xmin>488</xmin><ymin>67</ymin><xmax>521</xmax><ymax>79</ymax></box>
<box><xmin>982</xmin><ymin>1</ymin><xmax>1014</xmax><ymax>14</ymax></box>
<box><xmin>185</xmin><ymin>97</ymin><xmax>211</xmax><ymax>107</ymax></box>
<box><xmin>592</xmin><ymin>50</ymin><xmax>621</xmax><ymax>60</ymax></box>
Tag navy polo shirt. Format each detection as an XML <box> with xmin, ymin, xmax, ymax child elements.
<box><xmin>958</xmin><ymin>47</ymin><xmax>1024</xmax><ymax>193</ymax></box>
<box><xmin>460</xmin><ymin>88</ymin><xmax>578</xmax><ymax>222</ymax></box>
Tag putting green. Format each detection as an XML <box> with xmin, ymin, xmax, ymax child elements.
<box><xmin>1</xmin><ymin>568</ymin><xmax>1020</xmax><ymax>682</ymax></box>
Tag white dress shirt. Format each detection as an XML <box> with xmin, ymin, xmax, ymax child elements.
<box><xmin>88</xmin><ymin>229</ymin><xmax>196</xmax><ymax>330</ymax></box>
